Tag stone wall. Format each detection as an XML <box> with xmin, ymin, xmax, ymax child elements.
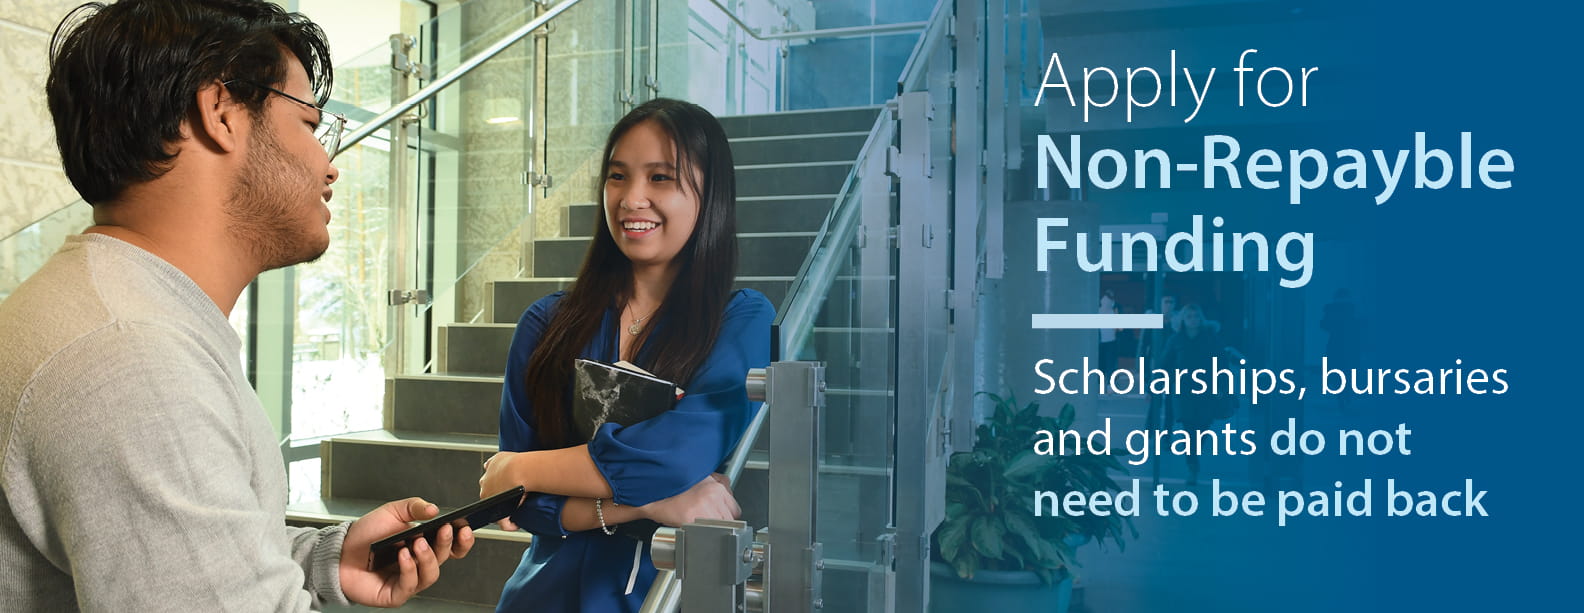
<box><xmin>0</xmin><ymin>2</ymin><xmax>88</xmax><ymax>241</ymax></box>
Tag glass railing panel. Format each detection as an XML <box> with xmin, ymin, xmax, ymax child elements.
<box><xmin>425</xmin><ymin>0</ymin><xmax>541</xmax><ymax>77</ymax></box>
<box><xmin>0</xmin><ymin>201</ymin><xmax>93</xmax><ymax>304</ymax></box>
<box><xmin>765</xmin><ymin>113</ymin><xmax>897</xmax><ymax>609</ymax></box>
<box><xmin>409</xmin><ymin>0</ymin><xmax>540</xmax><ymax>342</ymax></box>
<box><xmin>907</xmin><ymin>9</ymin><xmax>957</xmax><ymax>435</ymax></box>
<box><xmin>285</xmin><ymin>34</ymin><xmax>416</xmax><ymax>444</ymax></box>
<box><xmin>647</xmin><ymin>0</ymin><xmax>934</xmax><ymax>118</ymax></box>
<box><xmin>533</xmin><ymin>0</ymin><xmax>627</xmax><ymax>257</ymax></box>
<box><xmin>285</xmin><ymin>55</ymin><xmax>400</xmax><ymax>442</ymax></box>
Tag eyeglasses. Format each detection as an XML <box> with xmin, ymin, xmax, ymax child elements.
<box><xmin>223</xmin><ymin>79</ymin><xmax>347</xmax><ymax>161</ymax></box>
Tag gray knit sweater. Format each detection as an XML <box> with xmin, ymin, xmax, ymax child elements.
<box><xmin>0</xmin><ymin>234</ymin><xmax>349</xmax><ymax>611</ymax></box>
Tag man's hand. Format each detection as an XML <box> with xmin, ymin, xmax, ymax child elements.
<box><xmin>340</xmin><ymin>497</ymin><xmax>476</xmax><ymax>607</ymax></box>
<box><xmin>639</xmin><ymin>473</ymin><xmax>740</xmax><ymax>527</ymax></box>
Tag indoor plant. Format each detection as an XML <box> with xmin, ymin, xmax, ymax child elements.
<box><xmin>930</xmin><ymin>393</ymin><xmax>1134</xmax><ymax>612</ymax></box>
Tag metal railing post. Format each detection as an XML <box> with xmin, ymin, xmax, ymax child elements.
<box><xmin>765</xmin><ymin>361</ymin><xmax>824</xmax><ymax>612</ymax></box>
<box><xmin>385</xmin><ymin>33</ymin><xmax>417</xmax><ymax>378</ymax></box>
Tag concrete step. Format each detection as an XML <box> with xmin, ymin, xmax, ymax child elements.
<box><xmin>737</xmin><ymin>162</ymin><xmax>853</xmax><ymax>198</ymax></box>
<box><xmin>287</xmin><ymin>496</ymin><xmax>530</xmax><ymax>608</ymax></box>
<box><xmin>532</xmin><ymin>233</ymin><xmax>816</xmax><ymax>279</ymax></box>
<box><xmin>563</xmin><ymin>195</ymin><xmax>838</xmax><ymax>237</ymax></box>
<box><xmin>388</xmin><ymin>374</ymin><xmax>503</xmax><ymax>437</ymax></box>
<box><xmin>438</xmin><ymin>324</ymin><xmax>516</xmax><ymax>375</ymax></box>
<box><xmin>450</xmin><ymin>298</ymin><xmax>868</xmax><ymax>377</ymax></box>
<box><xmin>487</xmin><ymin>278</ymin><xmax>572</xmax><ymax>325</ymax></box>
<box><xmin>728</xmin><ymin>131</ymin><xmax>869</xmax><ymax>165</ymax></box>
<box><xmin>321</xmin><ymin>430</ymin><xmax>497</xmax><ymax>510</ymax></box>
<box><xmin>717</xmin><ymin>106</ymin><xmax>882</xmax><ymax>138</ymax></box>
<box><xmin>487</xmin><ymin>276</ymin><xmax>794</xmax><ymax>325</ymax></box>
<box><xmin>396</xmin><ymin>326</ymin><xmax>882</xmax><ymax>438</ymax></box>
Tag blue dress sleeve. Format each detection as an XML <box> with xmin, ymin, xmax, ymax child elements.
<box><xmin>499</xmin><ymin>293</ymin><xmax>571</xmax><ymax>536</ymax></box>
<box><xmin>588</xmin><ymin>290</ymin><xmax>776</xmax><ymax>507</ymax></box>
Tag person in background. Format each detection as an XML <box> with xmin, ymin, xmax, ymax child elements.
<box><xmin>1321</xmin><ymin>288</ymin><xmax>1363</xmax><ymax>411</ymax></box>
<box><xmin>0</xmin><ymin>2</ymin><xmax>474</xmax><ymax>609</ymax></box>
<box><xmin>1144</xmin><ymin>294</ymin><xmax>1178</xmax><ymax>484</ymax></box>
<box><xmin>1157</xmin><ymin>303</ymin><xmax>1235</xmax><ymax>486</ymax></box>
<box><xmin>478</xmin><ymin>98</ymin><xmax>773</xmax><ymax>612</ymax></box>
<box><xmin>1099</xmin><ymin>290</ymin><xmax>1120</xmax><ymax>372</ymax></box>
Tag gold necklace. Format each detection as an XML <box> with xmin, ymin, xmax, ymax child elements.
<box><xmin>628</xmin><ymin>306</ymin><xmax>657</xmax><ymax>335</ymax></box>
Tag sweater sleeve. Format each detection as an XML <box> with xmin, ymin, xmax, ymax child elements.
<box><xmin>498</xmin><ymin>294</ymin><xmax>572</xmax><ymax>536</ymax></box>
<box><xmin>9</xmin><ymin>325</ymin><xmax>330</xmax><ymax>612</ymax></box>
<box><xmin>590</xmin><ymin>290</ymin><xmax>775</xmax><ymax>507</ymax></box>
<box><xmin>285</xmin><ymin>524</ymin><xmax>351</xmax><ymax>607</ymax></box>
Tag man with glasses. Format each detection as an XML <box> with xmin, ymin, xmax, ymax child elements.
<box><xmin>0</xmin><ymin>1</ymin><xmax>471</xmax><ymax>610</ymax></box>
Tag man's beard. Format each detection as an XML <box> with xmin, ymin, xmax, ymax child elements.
<box><xmin>226</xmin><ymin>122</ymin><xmax>328</xmax><ymax>271</ymax></box>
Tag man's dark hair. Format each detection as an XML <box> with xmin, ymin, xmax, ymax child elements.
<box><xmin>46</xmin><ymin>0</ymin><xmax>333</xmax><ymax>205</ymax></box>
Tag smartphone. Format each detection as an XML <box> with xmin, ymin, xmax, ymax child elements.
<box><xmin>368</xmin><ymin>486</ymin><xmax>526</xmax><ymax>571</ymax></box>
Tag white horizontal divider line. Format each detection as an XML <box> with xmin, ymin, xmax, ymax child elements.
<box><xmin>1031</xmin><ymin>314</ymin><xmax>1163</xmax><ymax>329</ymax></box>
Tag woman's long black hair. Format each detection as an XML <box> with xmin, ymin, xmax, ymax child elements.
<box><xmin>523</xmin><ymin>98</ymin><xmax>738</xmax><ymax>449</ymax></box>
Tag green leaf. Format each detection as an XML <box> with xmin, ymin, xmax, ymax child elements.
<box><xmin>1003</xmin><ymin>449</ymin><xmax>1046</xmax><ymax>481</ymax></box>
<box><xmin>1018</xmin><ymin>399</ymin><xmax>1041</xmax><ymax>421</ymax></box>
<box><xmin>1056</xmin><ymin>403</ymin><xmax>1076</xmax><ymax>430</ymax></box>
<box><xmin>946</xmin><ymin>472</ymin><xmax>977</xmax><ymax>490</ymax></box>
<box><xmin>971</xmin><ymin>516</ymin><xmax>1006</xmax><ymax>560</ymax></box>
<box><xmin>938</xmin><ymin>515</ymin><xmax>971</xmax><ymax>563</ymax></box>
<box><xmin>1003</xmin><ymin>510</ymin><xmax>1049</xmax><ymax>566</ymax></box>
<box><xmin>953</xmin><ymin>552</ymin><xmax>979</xmax><ymax>580</ymax></box>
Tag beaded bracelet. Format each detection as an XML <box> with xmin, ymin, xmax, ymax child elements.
<box><xmin>595</xmin><ymin>497</ymin><xmax>617</xmax><ymax>535</ymax></box>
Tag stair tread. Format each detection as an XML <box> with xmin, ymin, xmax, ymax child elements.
<box><xmin>534</xmin><ymin>231</ymin><xmax>817</xmax><ymax>242</ymax></box>
<box><xmin>495</xmin><ymin>275</ymin><xmax>797</xmax><ymax>283</ymax></box>
<box><xmin>736</xmin><ymin>160</ymin><xmax>855</xmax><ymax>169</ymax></box>
<box><xmin>443</xmin><ymin>322</ymin><xmax>516</xmax><ymax>330</ymax></box>
<box><xmin>394</xmin><ymin>372</ymin><xmax>504</xmax><ymax>383</ymax></box>
<box><xmin>736</xmin><ymin>194</ymin><xmax>839</xmax><ymax>201</ymax></box>
<box><xmin>728</xmin><ymin>130</ymin><xmax>869</xmax><ymax>143</ymax></box>
<box><xmin>722</xmin><ymin>104</ymin><xmax>883</xmax><ymax>118</ymax></box>
<box><xmin>330</xmin><ymin>429</ymin><xmax>498</xmax><ymax>451</ymax></box>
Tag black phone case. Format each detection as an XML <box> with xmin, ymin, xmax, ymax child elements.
<box><xmin>367</xmin><ymin>486</ymin><xmax>525</xmax><ymax>571</ymax></box>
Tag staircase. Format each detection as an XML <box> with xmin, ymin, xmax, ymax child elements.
<box><xmin>287</xmin><ymin>106</ymin><xmax>880</xmax><ymax>609</ymax></box>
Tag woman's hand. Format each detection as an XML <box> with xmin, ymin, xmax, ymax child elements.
<box><xmin>639</xmin><ymin>473</ymin><xmax>740</xmax><ymax>527</ymax></box>
<box><xmin>479</xmin><ymin>451</ymin><xmax>526</xmax><ymax>500</ymax></box>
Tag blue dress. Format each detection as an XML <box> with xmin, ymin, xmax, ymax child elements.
<box><xmin>494</xmin><ymin>289</ymin><xmax>774</xmax><ymax>612</ymax></box>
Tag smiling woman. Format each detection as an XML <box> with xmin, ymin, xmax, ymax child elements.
<box><xmin>477</xmin><ymin>98</ymin><xmax>775</xmax><ymax>612</ymax></box>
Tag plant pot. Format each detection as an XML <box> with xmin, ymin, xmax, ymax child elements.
<box><xmin>929</xmin><ymin>561</ymin><xmax>1072</xmax><ymax>613</ymax></box>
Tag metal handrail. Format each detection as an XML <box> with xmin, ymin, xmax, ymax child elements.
<box><xmin>336</xmin><ymin>0</ymin><xmax>582</xmax><ymax>155</ymax></box>
<box><xmin>897</xmin><ymin>0</ymin><xmax>953</xmax><ymax>94</ymax></box>
<box><xmin>705</xmin><ymin>0</ymin><xmax>925</xmax><ymax>41</ymax></box>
